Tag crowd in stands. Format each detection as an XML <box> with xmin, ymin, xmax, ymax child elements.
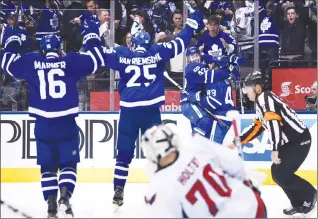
<box><xmin>0</xmin><ymin>0</ymin><xmax>317</xmax><ymax>111</ymax></box>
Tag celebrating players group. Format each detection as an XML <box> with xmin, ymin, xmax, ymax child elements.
<box><xmin>1</xmin><ymin>4</ymin><xmax>316</xmax><ymax>218</ymax></box>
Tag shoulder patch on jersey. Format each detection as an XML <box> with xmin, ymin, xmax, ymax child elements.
<box><xmin>144</xmin><ymin>193</ymin><xmax>157</xmax><ymax>205</ymax></box>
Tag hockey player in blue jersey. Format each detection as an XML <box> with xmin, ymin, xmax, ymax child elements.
<box><xmin>97</xmin><ymin>10</ymin><xmax>205</xmax><ymax>209</ymax></box>
<box><xmin>0</xmin><ymin>22</ymin><xmax>104</xmax><ymax>218</ymax></box>
<box><xmin>181</xmin><ymin>47</ymin><xmax>241</xmax><ymax>144</ymax></box>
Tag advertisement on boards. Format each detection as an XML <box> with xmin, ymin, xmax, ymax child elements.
<box><xmin>1</xmin><ymin>113</ymin><xmax>316</xmax><ymax>170</ymax></box>
<box><xmin>90</xmin><ymin>91</ymin><xmax>182</xmax><ymax>112</ymax></box>
<box><xmin>272</xmin><ymin>68</ymin><xmax>317</xmax><ymax>110</ymax></box>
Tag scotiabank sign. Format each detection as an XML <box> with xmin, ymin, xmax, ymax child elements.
<box><xmin>90</xmin><ymin>90</ymin><xmax>181</xmax><ymax>112</ymax></box>
<box><xmin>272</xmin><ymin>68</ymin><xmax>317</xmax><ymax>110</ymax></box>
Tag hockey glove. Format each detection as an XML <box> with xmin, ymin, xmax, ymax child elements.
<box><xmin>186</xmin><ymin>10</ymin><xmax>205</xmax><ymax>32</ymax></box>
<box><xmin>81</xmin><ymin>20</ymin><xmax>102</xmax><ymax>51</ymax></box>
<box><xmin>187</xmin><ymin>91</ymin><xmax>201</xmax><ymax>104</ymax></box>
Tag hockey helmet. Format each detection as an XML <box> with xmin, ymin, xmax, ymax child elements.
<box><xmin>141</xmin><ymin>124</ymin><xmax>180</xmax><ymax>167</ymax></box>
<box><xmin>40</xmin><ymin>34</ymin><xmax>60</xmax><ymax>53</ymax></box>
<box><xmin>131</xmin><ymin>31</ymin><xmax>151</xmax><ymax>50</ymax></box>
<box><xmin>186</xmin><ymin>46</ymin><xmax>201</xmax><ymax>63</ymax></box>
<box><xmin>243</xmin><ymin>71</ymin><xmax>265</xmax><ymax>94</ymax></box>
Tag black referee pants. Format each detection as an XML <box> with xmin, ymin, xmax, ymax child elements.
<box><xmin>271</xmin><ymin>129</ymin><xmax>316</xmax><ymax>207</ymax></box>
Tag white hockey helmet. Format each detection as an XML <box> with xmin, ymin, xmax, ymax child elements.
<box><xmin>141</xmin><ymin>124</ymin><xmax>180</xmax><ymax>165</ymax></box>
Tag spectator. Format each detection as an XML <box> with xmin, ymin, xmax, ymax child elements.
<box><xmin>259</xmin><ymin>1</ymin><xmax>280</xmax><ymax>75</ymax></box>
<box><xmin>306</xmin><ymin>0</ymin><xmax>317</xmax><ymax>59</ymax></box>
<box><xmin>62</xmin><ymin>0</ymin><xmax>83</xmax><ymax>52</ymax></box>
<box><xmin>123</xmin><ymin>31</ymin><xmax>132</xmax><ymax>48</ymax></box>
<box><xmin>230</xmin><ymin>0</ymin><xmax>254</xmax><ymax>65</ymax></box>
<box><xmin>34</xmin><ymin>0</ymin><xmax>61</xmax><ymax>45</ymax></box>
<box><xmin>197</xmin><ymin>15</ymin><xmax>236</xmax><ymax>57</ymax></box>
<box><xmin>131</xmin><ymin>9</ymin><xmax>155</xmax><ymax>41</ymax></box>
<box><xmin>72</xmin><ymin>0</ymin><xmax>99</xmax><ymax>25</ymax></box>
<box><xmin>215</xmin><ymin>9</ymin><xmax>230</xmax><ymax>33</ymax></box>
<box><xmin>167</xmin><ymin>10</ymin><xmax>183</xmax><ymax>34</ymax></box>
<box><xmin>98</xmin><ymin>9</ymin><xmax>110</xmax><ymax>45</ymax></box>
<box><xmin>274</xmin><ymin>1</ymin><xmax>309</xmax><ymax>60</ymax></box>
<box><xmin>151</xmin><ymin>0</ymin><xmax>176</xmax><ymax>34</ymax></box>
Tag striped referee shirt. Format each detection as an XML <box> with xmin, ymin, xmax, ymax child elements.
<box><xmin>240</xmin><ymin>91</ymin><xmax>307</xmax><ymax>151</ymax></box>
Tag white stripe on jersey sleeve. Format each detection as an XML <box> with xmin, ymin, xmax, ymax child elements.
<box><xmin>206</xmin><ymin>97</ymin><xmax>216</xmax><ymax>109</ymax></box>
<box><xmin>94</xmin><ymin>47</ymin><xmax>105</xmax><ymax>67</ymax></box>
<box><xmin>171</xmin><ymin>40</ymin><xmax>178</xmax><ymax>58</ymax></box>
<box><xmin>4</xmin><ymin>53</ymin><xmax>16</xmax><ymax>77</ymax></box>
<box><xmin>86</xmin><ymin>50</ymin><xmax>98</xmax><ymax>73</ymax></box>
<box><xmin>175</xmin><ymin>37</ymin><xmax>185</xmax><ymax>53</ymax></box>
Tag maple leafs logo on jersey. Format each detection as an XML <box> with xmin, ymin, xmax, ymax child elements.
<box><xmin>144</xmin><ymin>194</ymin><xmax>156</xmax><ymax>205</ymax></box>
<box><xmin>208</xmin><ymin>44</ymin><xmax>222</xmax><ymax>57</ymax></box>
<box><xmin>260</xmin><ymin>18</ymin><xmax>271</xmax><ymax>33</ymax></box>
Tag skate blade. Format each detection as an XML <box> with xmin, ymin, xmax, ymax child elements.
<box><xmin>113</xmin><ymin>203</ymin><xmax>123</xmax><ymax>213</ymax></box>
<box><xmin>59</xmin><ymin>204</ymin><xmax>73</xmax><ymax>218</ymax></box>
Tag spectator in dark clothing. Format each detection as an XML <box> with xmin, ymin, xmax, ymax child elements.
<box><xmin>274</xmin><ymin>2</ymin><xmax>309</xmax><ymax>60</ymax></box>
<box><xmin>131</xmin><ymin>9</ymin><xmax>155</xmax><ymax>41</ymax></box>
<box><xmin>166</xmin><ymin>10</ymin><xmax>183</xmax><ymax>35</ymax></box>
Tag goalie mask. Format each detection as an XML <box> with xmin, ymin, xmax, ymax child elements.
<box><xmin>141</xmin><ymin>125</ymin><xmax>180</xmax><ymax>170</ymax></box>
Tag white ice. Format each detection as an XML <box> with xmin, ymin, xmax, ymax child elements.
<box><xmin>1</xmin><ymin>183</ymin><xmax>317</xmax><ymax>218</ymax></box>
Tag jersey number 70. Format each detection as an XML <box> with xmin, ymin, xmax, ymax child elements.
<box><xmin>186</xmin><ymin>164</ymin><xmax>232</xmax><ymax>216</ymax></box>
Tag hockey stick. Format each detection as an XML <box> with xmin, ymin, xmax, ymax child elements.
<box><xmin>1</xmin><ymin>199</ymin><xmax>33</xmax><ymax>218</ymax></box>
<box><xmin>163</xmin><ymin>71</ymin><xmax>230</xmax><ymax>130</ymax></box>
<box><xmin>226</xmin><ymin>110</ymin><xmax>267</xmax><ymax>188</ymax></box>
<box><xmin>226</xmin><ymin>110</ymin><xmax>243</xmax><ymax>157</ymax></box>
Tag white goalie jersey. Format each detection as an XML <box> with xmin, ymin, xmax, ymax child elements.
<box><xmin>142</xmin><ymin>134</ymin><xmax>265</xmax><ymax>218</ymax></box>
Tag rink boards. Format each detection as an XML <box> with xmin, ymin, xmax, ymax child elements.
<box><xmin>0</xmin><ymin>112</ymin><xmax>317</xmax><ymax>185</ymax></box>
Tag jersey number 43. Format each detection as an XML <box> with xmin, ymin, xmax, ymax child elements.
<box><xmin>186</xmin><ymin>164</ymin><xmax>232</xmax><ymax>216</ymax></box>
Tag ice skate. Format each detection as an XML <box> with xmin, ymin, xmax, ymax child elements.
<box><xmin>113</xmin><ymin>185</ymin><xmax>124</xmax><ymax>212</ymax></box>
<box><xmin>47</xmin><ymin>195</ymin><xmax>58</xmax><ymax>218</ymax></box>
<box><xmin>58</xmin><ymin>187</ymin><xmax>74</xmax><ymax>218</ymax></box>
<box><xmin>301</xmin><ymin>193</ymin><xmax>317</xmax><ymax>218</ymax></box>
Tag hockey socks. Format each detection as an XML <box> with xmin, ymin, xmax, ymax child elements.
<box><xmin>41</xmin><ymin>171</ymin><xmax>59</xmax><ymax>201</ymax></box>
<box><xmin>113</xmin><ymin>162</ymin><xmax>129</xmax><ymax>191</ymax></box>
<box><xmin>58</xmin><ymin>164</ymin><xmax>77</xmax><ymax>198</ymax></box>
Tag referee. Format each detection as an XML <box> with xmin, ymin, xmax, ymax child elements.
<box><xmin>238</xmin><ymin>71</ymin><xmax>317</xmax><ymax>217</ymax></box>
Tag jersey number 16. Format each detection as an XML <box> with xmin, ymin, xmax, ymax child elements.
<box><xmin>37</xmin><ymin>69</ymin><xmax>66</xmax><ymax>100</ymax></box>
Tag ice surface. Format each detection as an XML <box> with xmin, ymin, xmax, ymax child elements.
<box><xmin>1</xmin><ymin>183</ymin><xmax>317</xmax><ymax>218</ymax></box>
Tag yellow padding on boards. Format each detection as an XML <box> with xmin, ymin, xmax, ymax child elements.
<box><xmin>1</xmin><ymin>168</ymin><xmax>317</xmax><ymax>185</ymax></box>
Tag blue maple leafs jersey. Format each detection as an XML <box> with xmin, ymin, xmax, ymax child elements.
<box><xmin>259</xmin><ymin>16</ymin><xmax>279</xmax><ymax>47</ymax></box>
<box><xmin>200</xmin><ymin>81</ymin><xmax>235</xmax><ymax>115</ymax></box>
<box><xmin>196</xmin><ymin>30</ymin><xmax>236</xmax><ymax>57</ymax></box>
<box><xmin>0</xmin><ymin>24</ymin><xmax>30</xmax><ymax>54</ymax></box>
<box><xmin>35</xmin><ymin>5</ymin><xmax>60</xmax><ymax>42</ymax></box>
<box><xmin>182</xmin><ymin>62</ymin><xmax>232</xmax><ymax>96</ymax></box>
<box><xmin>1</xmin><ymin>49</ymin><xmax>101</xmax><ymax>119</ymax></box>
<box><xmin>181</xmin><ymin>62</ymin><xmax>236</xmax><ymax>114</ymax></box>
<box><xmin>101</xmin><ymin>26</ymin><xmax>194</xmax><ymax>110</ymax></box>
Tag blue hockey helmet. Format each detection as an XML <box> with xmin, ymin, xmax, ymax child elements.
<box><xmin>131</xmin><ymin>31</ymin><xmax>151</xmax><ymax>50</ymax></box>
<box><xmin>40</xmin><ymin>34</ymin><xmax>60</xmax><ymax>53</ymax></box>
<box><xmin>213</xmin><ymin>55</ymin><xmax>229</xmax><ymax>68</ymax></box>
<box><xmin>186</xmin><ymin>46</ymin><xmax>201</xmax><ymax>63</ymax></box>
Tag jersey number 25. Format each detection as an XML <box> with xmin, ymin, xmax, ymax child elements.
<box><xmin>186</xmin><ymin>164</ymin><xmax>232</xmax><ymax>216</ymax></box>
<box><xmin>125</xmin><ymin>64</ymin><xmax>157</xmax><ymax>87</ymax></box>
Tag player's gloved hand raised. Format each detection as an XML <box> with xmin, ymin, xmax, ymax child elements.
<box><xmin>229</xmin><ymin>54</ymin><xmax>245</xmax><ymax>67</ymax></box>
<box><xmin>187</xmin><ymin>91</ymin><xmax>201</xmax><ymax>104</ymax></box>
<box><xmin>81</xmin><ymin>19</ymin><xmax>102</xmax><ymax>51</ymax></box>
<box><xmin>3</xmin><ymin>27</ymin><xmax>22</xmax><ymax>53</ymax></box>
<box><xmin>186</xmin><ymin>10</ymin><xmax>204</xmax><ymax>32</ymax></box>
